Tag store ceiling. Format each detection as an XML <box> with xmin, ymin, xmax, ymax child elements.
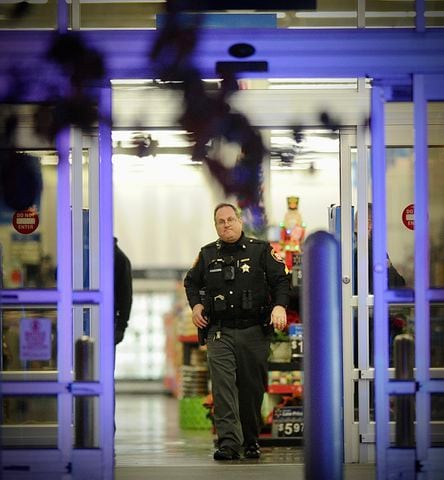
<box><xmin>111</xmin><ymin>127</ymin><xmax>339</xmax><ymax>172</ymax></box>
<box><xmin>1</xmin><ymin>1</ymin><xmax>438</xmax><ymax>169</ymax></box>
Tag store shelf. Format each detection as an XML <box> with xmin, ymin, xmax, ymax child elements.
<box><xmin>268</xmin><ymin>361</ymin><xmax>302</xmax><ymax>371</ymax></box>
<box><xmin>178</xmin><ymin>334</ymin><xmax>199</xmax><ymax>343</ymax></box>
<box><xmin>259</xmin><ymin>434</ymin><xmax>303</xmax><ymax>447</ymax></box>
<box><xmin>268</xmin><ymin>384</ymin><xmax>303</xmax><ymax>396</ymax></box>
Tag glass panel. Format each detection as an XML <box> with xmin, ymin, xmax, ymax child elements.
<box><xmin>2</xmin><ymin>395</ymin><xmax>58</xmax><ymax>448</ymax></box>
<box><xmin>429</xmin><ymin>105</ymin><xmax>444</xmax><ymax>288</ymax></box>
<box><xmin>81</xmin><ymin>1</ymin><xmax>358</xmax><ymax>29</ymax></box>
<box><xmin>362</xmin><ymin>305</ymin><xmax>414</xmax><ymax>368</ymax></box>
<box><xmin>353</xmin><ymin>380</ymin><xmax>358</xmax><ymax>422</ymax></box>
<box><xmin>74</xmin><ymin>396</ymin><xmax>99</xmax><ymax>448</ymax></box>
<box><xmin>352</xmin><ymin>378</ymin><xmax>373</xmax><ymax>422</ymax></box>
<box><xmin>0</xmin><ymin>116</ymin><xmax>94</xmax><ymax>292</ymax></box>
<box><xmin>0</xmin><ymin>1</ymin><xmax>57</xmax><ymax>29</ymax></box>
<box><xmin>78</xmin><ymin>0</ymin><xmax>441</xmax><ymax>30</ymax></box>
<box><xmin>384</xmin><ymin>103</ymin><xmax>444</xmax><ymax>290</ymax></box>
<box><xmin>365</xmin><ymin>0</ymin><xmax>415</xmax><ymax>28</ymax></box>
<box><xmin>352</xmin><ymin>142</ymin><xmax>411</xmax><ymax>293</ymax></box>
<box><xmin>115</xmin><ymin>292</ymin><xmax>172</xmax><ymax>380</ymax></box>
<box><xmin>1</xmin><ymin>307</ymin><xmax>57</xmax><ymax>374</ymax></box>
<box><xmin>390</xmin><ymin>305</ymin><xmax>414</xmax><ymax>368</ymax></box>
<box><xmin>369</xmin><ymin>380</ymin><xmax>375</xmax><ymax>422</ymax></box>
<box><xmin>431</xmin><ymin>394</ymin><xmax>444</xmax><ymax>422</ymax></box>
<box><xmin>427</xmin><ymin>2</ymin><xmax>444</xmax><ymax>28</ymax></box>
<box><xmin>1</xmin><ymin>305</ymin><xmax>104</xmax><ymax>379</ymax></box>
<box><xmin>390</xmin><ymin>393</ymin><xmax>415</xmax><ymax>446</ymax></box>
<box><xmin>385</xmin><ymin>145</ymin><xmax>413</xmax><ymax>288</ymax></box>
<box><xmin>1</xmin><ymin>1</ymin><xmax>441</xmax><ymax>30</ymax></box>
<box><xmin>361</xmin><ymin>303</ymin><xmax>442</xmax><ymax>371</ymax></box>
<box><xmin>81</xmin><ymin>2</ymin><xmax>161</xmax><ymax>28</ymax></box>
<box><xmin>0</xmin><ymin>147</ymin><xmax>58</xmax><ymax>290</ymax></box>
<box><xmin>287</xmin><ymin>0</ymin><xmax>359</xmax><ymax>29</ymax></box>
<box><xmin>431</xmin><ymin>304</ymin><xmax>444</xmax><ymax>369</ymax></box>
<box><xmin>351</xmin><ymin>145</ymin><xmax>372</xmax><ymax>297</ymax></box>
<box><xmin>269</xmin><ymin>128</ymin><xmax>340</xmax><ymax>236</ymax></box>
<box><xmin>386</xmin><ymin>103</ymin><xmax>414</xmax><ymax>290</ymax></box>
<box><xmin>74</xmin><ymin>305</ymin><xmax>100</xmax><ymax>382</ymax></box>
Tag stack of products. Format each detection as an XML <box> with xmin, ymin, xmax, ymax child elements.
<box><xmin>180</xmin><ymin>365</ymin><xmax>209</xmax><ymax>398</ymax></box>
<box><xmin>179</xmin><ymin>365</ymin><xmax>212</xmax><ymax>430</ymax></box>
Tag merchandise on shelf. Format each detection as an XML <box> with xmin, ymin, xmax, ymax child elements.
<box><xmin>280</xmin><ymin>195</ymin><xmax>306</xmax><ymax>271</ymax></box>
<box><xmin>268</xmin><ymin>370</ymin><xmax>302</xmax><ymax>386</ymax></box>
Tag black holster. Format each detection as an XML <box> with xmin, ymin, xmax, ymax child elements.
<box><xmin>260</xmin><ymin>305</ymin><xmax>274</xmax><ymax>336</ymax></box>
<box><xmin>198</xmin><ymin>307</ymin><xmax>211</xmax><ymax>345</ymax></box>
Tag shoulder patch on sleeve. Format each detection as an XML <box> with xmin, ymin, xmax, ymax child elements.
<box><xmin>270</xmin><ymin>248</ymin><xmax>285</xmax><ymax>264</ymax></box>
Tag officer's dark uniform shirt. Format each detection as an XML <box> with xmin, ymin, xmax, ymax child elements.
<box><xmin>184</xmin><ymin>233</ymin><xmax>290</xmax><ymax>328</ymax></box>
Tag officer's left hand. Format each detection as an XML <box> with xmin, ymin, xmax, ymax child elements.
<box><xmin>270</xmin><ymin>305</ymin><xmax>287</xmax><ymax>331</ymax></box>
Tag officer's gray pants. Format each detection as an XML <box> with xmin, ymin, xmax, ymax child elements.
<box><xmin>207</xmin><ymin>324</ymin><xmax>270</xmax><ymax>453</ymax></box>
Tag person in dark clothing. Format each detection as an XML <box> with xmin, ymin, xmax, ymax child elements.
<box><xmin>184</xmin><ymin>203</ymin><xmax>290</xmax><ymax>461</ymax></box>
<box><xmin>353</xmin><ymin>203</ymin><xmax>406</xmax><ymax>294</ymax></box>
<box><xmin>114</xmin><ymin>237</ymin><xmax>133</xmax><ymax>345</ymax></box>
<box><xmin>112</xmin><ymin>237</ymin><xmax>132</xmax><ymax>438</ymax></box>
<box><xmin>353</xmin><ymin>205</ymin><xmax>406</xmax><ymax>365</ymax></box>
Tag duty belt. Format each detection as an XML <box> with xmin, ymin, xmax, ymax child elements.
<box><xmin>221</xmin><ymin>318</ymin><xmax>259</xmax><ymax>329</ymax></box>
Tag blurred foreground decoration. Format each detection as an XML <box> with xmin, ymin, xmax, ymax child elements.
<box><xmin>150</xmin><ymin>1</ymin><xmax>268</xmax><ymax>233</ymax></box>
<box><xmin>0</xmin><ymin>0</ymin><xmax>347</xmax><ymax>225</ymax></box>
<box><xmin>0</xmin><ymin>28</ymin><xmax>107</xmax><ymax>211</ymax></box>
<box><xmin>0</xmin><ymin>150</ymin><xmax>42</xmax><ymax>211</ymax></box>
<box><xmin>0</xmin><ymin>108</ymin><xmax>42</xmax><ymax>211</ymax></box>
<box><xmin>33</xmin><ymin>31</ymin><xmax>106</xmax><ymax>142</ymax></box>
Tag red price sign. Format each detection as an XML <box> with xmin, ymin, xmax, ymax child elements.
<box><xmin>402</xmin><ymin>204</ymin><xmax>414</xmax><ymax>230</ymax></box>
<box><xmin>12</xmin><ymin>209</ymin><xmax>39</xmax><ymax>234</ymax></box>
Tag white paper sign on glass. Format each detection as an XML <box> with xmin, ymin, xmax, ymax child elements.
<box><xmin>19</xmin><ymin>317</ymin><xmax>52</xmax><ymax>361</ymax></box>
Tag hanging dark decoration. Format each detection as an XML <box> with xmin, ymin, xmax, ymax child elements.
<box><xmin>0</xmin><ymin>30</ymin><xmax>107</xmax><ymax>213</ymax></box>
<box><xmin>47</xmin><ymin>32</ymin><xmax>105</xmax><ymax>87</ymax></box>
<box><xmin>30</xmin><ymin>31</ymin><xmax>107</xmax><ymax>142</ymax></box>
<box><xmin>319</xmin><ymin>111</ymin><xmax>340</xmax><ymax>132</ymax></box>
<box><xmin>0</xmin><ymin>151</ymin><xmax>42</xmax><ymax>211</ymax></box>
<box><xmin>150</xmin><ymin>2</ymin><xmax>267</xmax><ymax>232</ymax></box>
<box><xmin>33</xmin><ymin>96</ymin><xmax>98</xmax><ymax>143</ymax></box>
<box><xmin>9</xmin><ymin>1</ymin><xmax>33</xmax><ymax>21</ymax></box>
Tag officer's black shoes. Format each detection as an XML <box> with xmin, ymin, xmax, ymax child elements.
<box><xmin>244</xmin><ymin>443</ymin><xmax>261</xmax><ymax>459</ymax></box>
<box><xmin>213</xmin><ymin>446</ymin><xmax>240</xmax><ymax>461</ymax></box>
<box><xmin>213</xmin><ymin>444</ymin><xmax>260</xmax><ymax>460</ymax></box>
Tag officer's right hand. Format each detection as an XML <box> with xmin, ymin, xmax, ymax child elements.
<box><xmin>191</xmin><ymin>303</ymin><xmax>208</xmax><ymax>329</ymax></box>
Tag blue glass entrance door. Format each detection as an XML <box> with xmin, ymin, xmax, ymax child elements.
<box><xmin>372</xmin><ymin>75</ymin><xmax>444</xmax><ymax>480</ymax></box>
<box><xmin>1</xmin><ymin>93</ymin><xmax>115</xmax><ymax>479</ymax></box>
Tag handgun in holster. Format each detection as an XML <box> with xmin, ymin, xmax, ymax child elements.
<box><xmin>198</xmin><ymin>308</ymin><xmax>210</xmax><ymax>346</ymax></box>
<box><xmin>260</xmin><ymin>304</ymin><xmax>274</xmax><ymax>335</ymax></box>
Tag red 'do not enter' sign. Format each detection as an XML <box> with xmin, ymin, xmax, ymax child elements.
<box><xmin>402</xmin><ymin>204</ymin><xmax>414</xmax><ymax>230</ymax></box>
<box><xmin>12</xmin><ymin>208</ymin><xmax>39</xmax><ymax>234</ymax></box>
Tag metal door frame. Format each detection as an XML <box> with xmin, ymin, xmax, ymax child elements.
<box><xmin>1</xmin><ymin>1</ymin><xmax>444</xmax><ymax>478</ymax></box>
<box><xmin>371</xmin><ymin>75</ymin><xmax>444</xmax><ymax>479</ymax></box>
<box><xmin>0</xmin><ymin>91</ymin><xmax>114</xmax><ymax>479</ymax></box>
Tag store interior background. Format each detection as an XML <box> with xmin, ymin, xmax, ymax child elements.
<box><xmin>106</xmin><ymin>85</ymin><xmax>439</xmax><ymax>388</ymax></box>
<box><xmin>112</xmin><ymin>122</ymin><xmax>342</xmax><ymax>386</ymax></box>
<box><xmin>3</xmin><ymin>80</ymin><xmax>440</xmax><ymax>390</ymax></box>
<box><xmin>1</xmin><ymin>4</ymin><xmax>444</xmax><ymax>478</ymax></box>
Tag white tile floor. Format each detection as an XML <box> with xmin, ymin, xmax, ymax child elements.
<box><xmin>114</xmin><ymin>393</ymin><xmax>376</xmax><ymax>480</ymax></box>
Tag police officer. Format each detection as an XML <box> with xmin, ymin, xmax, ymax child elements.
<box><xmin>184</xmin><ymin>203</ymin><xmax>290</xmax><ymax>461</ymax></box>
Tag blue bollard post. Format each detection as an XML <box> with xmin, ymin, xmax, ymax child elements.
<box><xmin>302</xmin><ymin>231</ymin><xmax>344</xmax><ymax>480</ymax></box>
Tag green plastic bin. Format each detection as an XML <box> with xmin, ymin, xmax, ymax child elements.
<box><xmin>179</xmin><ymin>396</ymin><xmax>212</xmax><ymax>430</ymax></box>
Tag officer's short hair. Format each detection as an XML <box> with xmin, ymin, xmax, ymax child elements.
<box><xmin>213</xmin><ymin>203</ymin><xmax>241</xmax><ymax>222</ymax></box>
